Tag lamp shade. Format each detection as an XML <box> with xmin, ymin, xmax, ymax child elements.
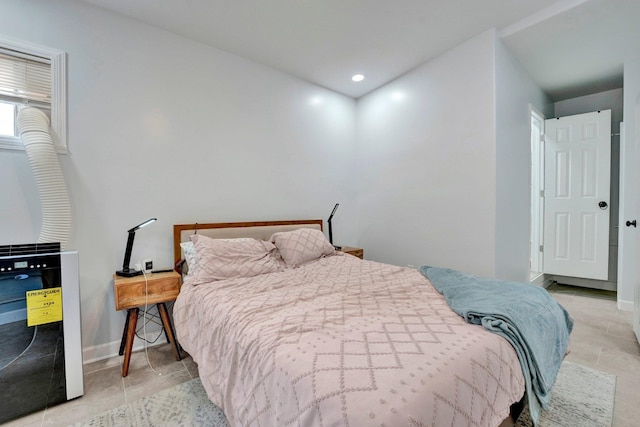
<box><xmin>128</xmin><ymin>217</ymin><xmax>157</xmax><ymax>232</ymax></box>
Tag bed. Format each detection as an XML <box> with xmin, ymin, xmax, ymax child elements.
<box><xmin>172</xmin><ymin>220</ymin><xmax>529</xmax><ymax>427</ymax></box>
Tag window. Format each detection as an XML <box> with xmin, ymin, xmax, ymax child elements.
<box><xmin>0</xmin><ymin>36</ymin><xmax>67</xmax><ymax>153</ymax></box>
<box><xmin>0</xmin><ymin>102</ymin><xmax>15</xmax><ymax>136</ymax></box>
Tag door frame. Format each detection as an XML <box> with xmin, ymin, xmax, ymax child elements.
<box><xmin>618</xmin><ymin>108</ymin><xmax>639</xmax><ymax>314</ymax></box>
<box><xmin>529</xmin><ymin>106</ymin><xmax>545</xmax><ymax>279</ymax></box>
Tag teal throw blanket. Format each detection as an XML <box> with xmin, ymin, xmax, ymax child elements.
<box><xmin>419</xmin><ymin>266</ymin><xmax>573</xmax><ymax>426</ymax></box>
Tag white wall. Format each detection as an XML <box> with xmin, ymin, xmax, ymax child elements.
<box><xmin>0</xmin><ymin>0</ymin><xmax>357</xmax><ymax>361</ymax></box>
<box><xmin>356</xmin><ymin>30</ymin><xmax>498</xmax><ymax>276</ymax></box>
<box><xmin>356</xmin><ymin>30</ymin><xmax>550</xmax><ymax>282</ymax></box>
<box><xmin>494</xmin><ymin>35</ymin><xmax>552</xmax><ymax>281</ymax></box>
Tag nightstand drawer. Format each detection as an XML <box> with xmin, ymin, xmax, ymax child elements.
<box><xmin>113</xmin><ymin>271</ymin><xmax>180</xmax><ymax>310</ymax></box>
<box><xmin>339</xmin><ymin>246</ymin><xmax>363</xmax><ymax>259</ymax></box>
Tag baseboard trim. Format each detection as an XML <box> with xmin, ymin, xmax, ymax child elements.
<box><xmin>530</xmin><ymin>273</ymin><xmax>554</xmax><ymax>288</ymax></box>
<box><xmin>552</xmin><ymin>275</ymin><xmax>616</xmax><ymax>292</ymax></box>
<box><xmin>82</xmin><ymin>328</ymin><xmax>166</xmax><ymax>365</ymax></box>
<box><xmin>617</xmin><ymin>299</ymin><xmax>634</xmax><ymax>312</ymax></box>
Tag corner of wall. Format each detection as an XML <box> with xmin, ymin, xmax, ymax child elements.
<box><xmin>494</xmin><ymin>34</ymin><xmax>549</xmax><ymax>282</ymax></box>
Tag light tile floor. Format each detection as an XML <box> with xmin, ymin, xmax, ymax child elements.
<box><xmin>4</xmin><ymin>283</ymin><xmax>640</xmax><ymax>427</ymax></box>
<box><xmin>547</xmin><ymin>283</ymin><xmax>640</xmax><ymax>427</ymax></box>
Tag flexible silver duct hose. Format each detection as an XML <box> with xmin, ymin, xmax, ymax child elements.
<box><xmin>17</xmin><ymin>107</ymin><xmax>71</xmax><ymax>249</ymax></box>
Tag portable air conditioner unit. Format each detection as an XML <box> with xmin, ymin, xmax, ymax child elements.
<box><xmin>0</xmin><ymin>244</ymin><xmax>83</xmax><ymax>423</ymax></box>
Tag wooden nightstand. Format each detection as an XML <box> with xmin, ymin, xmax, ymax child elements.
<box><xmin>339</xmin><ymin>246</ymin><xmax>364</xmax><ymax>259</ymax></box>
<box><xmin>113</xmin><ymin>271</ymin><xmax>182</xmax><ymax>377</ymax></box>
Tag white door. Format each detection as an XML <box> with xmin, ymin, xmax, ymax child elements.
<box><xmin>544</xmin><ymin>110</ymin><xmax>611</xmax><ymax>280</ymax></box>
<box><xmin>618</xmin><ymin>121</ymin><xmax>640</xmax><ymax>340</ymax></box>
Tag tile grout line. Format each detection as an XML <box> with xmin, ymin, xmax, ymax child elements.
<box><xmin>122</xmin><ymin>375</ymin><xmax>129</xmax><ymax>404</ymax></box>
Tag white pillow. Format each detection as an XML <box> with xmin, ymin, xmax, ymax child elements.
<box><xmin>179</xmin><ymin>241</ymin><xmax>197</xmax><ymax>275</ymax></box>
<box><xmin>270</xmin><ymin>228</ymin><xmax>335</xmax><ymax>268</ymax></box>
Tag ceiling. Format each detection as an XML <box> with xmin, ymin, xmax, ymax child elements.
<box><xmin>501</xmin><ymin>0</ymin><xmax>640</xmax><ymax>101</ymax></box>
<box><xmin>81</xmin><ymin>0</ymin><xmax>640</xmax><ymax>100</ymax></box>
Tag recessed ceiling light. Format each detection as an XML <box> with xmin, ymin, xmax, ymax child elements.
<box><xmin>352</xmin><ymin>74</ymin><xmax>365</xmax><ymax>82</ymax></box>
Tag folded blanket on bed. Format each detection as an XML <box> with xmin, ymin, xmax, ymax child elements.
<box><xmin>419</xmin><ymin>266</ymin><xmax>573</xmax><ymax>426</ymax></box>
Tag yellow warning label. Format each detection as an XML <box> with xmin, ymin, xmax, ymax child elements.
<box><xmin>26</xmin><ymin>287</ymin><xmax>63</xmax><ymax>326</ymax></box>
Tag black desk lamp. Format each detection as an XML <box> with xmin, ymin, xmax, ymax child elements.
<box><xmin>328</xmin><ymin>203</ymin><xmax>341</xmax><ymax>250</ymax></box>
<box><xmin>115</xmin><ymin>217</ymin><xmax>157</xmax><ymax>277</ymax></box>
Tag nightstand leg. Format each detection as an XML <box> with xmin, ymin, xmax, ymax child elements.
<box><xmin>121</xmin><ymin>308</ymin><xmax>139</xmax><ymax>377</ymax></box>
<box><xmin>118</xmin><ymin>311</ymin><xmax>131</xmax><ymax>356</ymax></box>
<box><xmin>157</xmin><ymin>302</ymin><xmax>182</xmax><ymax>361</ymax></box>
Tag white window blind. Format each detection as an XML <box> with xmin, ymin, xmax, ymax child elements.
<box><xmin>0</xmin><ymin>50</ymin><xmax>51</xmax><ymax>106</ymax></box>
<box><xmin>0</xmin><ymin>36</ymin><xmax>66</xmax><ymax>153</ymax></box>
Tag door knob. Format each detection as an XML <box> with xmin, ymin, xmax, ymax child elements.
<box><xmin>598</xmin><ymin>201</ymin><xmax>608</xmax><ymax>209</ymax></box>
<box><xmin>626</xmin><ymin>220</ymin><xmax>637</xmax><ymax>228</ymax></box>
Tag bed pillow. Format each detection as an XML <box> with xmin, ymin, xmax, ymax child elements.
<box><xmin>189</xmin><ymin>234</ymin><xmax>281</xmax><ymax>284</ymax></box>
<box><xmin>179</xmin><ymin>241</ymin><xmax>197</xmax><ymax>275</ymax></box>
<box><xmin>180</xmin><ymin>238</ymin><xmax>255</xmax><ymax>275</ymax></box>
<box><xmin>270</xmin><ymin>228</ymin><xmax>335</xmax><ymax>268</ymax></box>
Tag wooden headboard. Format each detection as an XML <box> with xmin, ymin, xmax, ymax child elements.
<box><xmin>173</xmin><ymin>219</ymin><xmax>323</xmax><ymax>266</ymax></box>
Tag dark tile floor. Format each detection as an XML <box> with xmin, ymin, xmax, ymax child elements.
<box><xmin>5</xmin><ymin>283</ymin><xmax>639</xmax><ymax>426</ymax></box>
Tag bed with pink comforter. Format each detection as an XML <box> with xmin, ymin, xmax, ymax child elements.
<box><xmin>173</xmin><ymin>251</ymin><xmax>525</xmax><ymax>426</ymax></box>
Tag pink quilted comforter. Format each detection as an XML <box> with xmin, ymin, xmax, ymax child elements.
<box><xmin>173</xmin><ymin>254</ymin><xmax>525</xmax><ymax>427</ymax></box>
